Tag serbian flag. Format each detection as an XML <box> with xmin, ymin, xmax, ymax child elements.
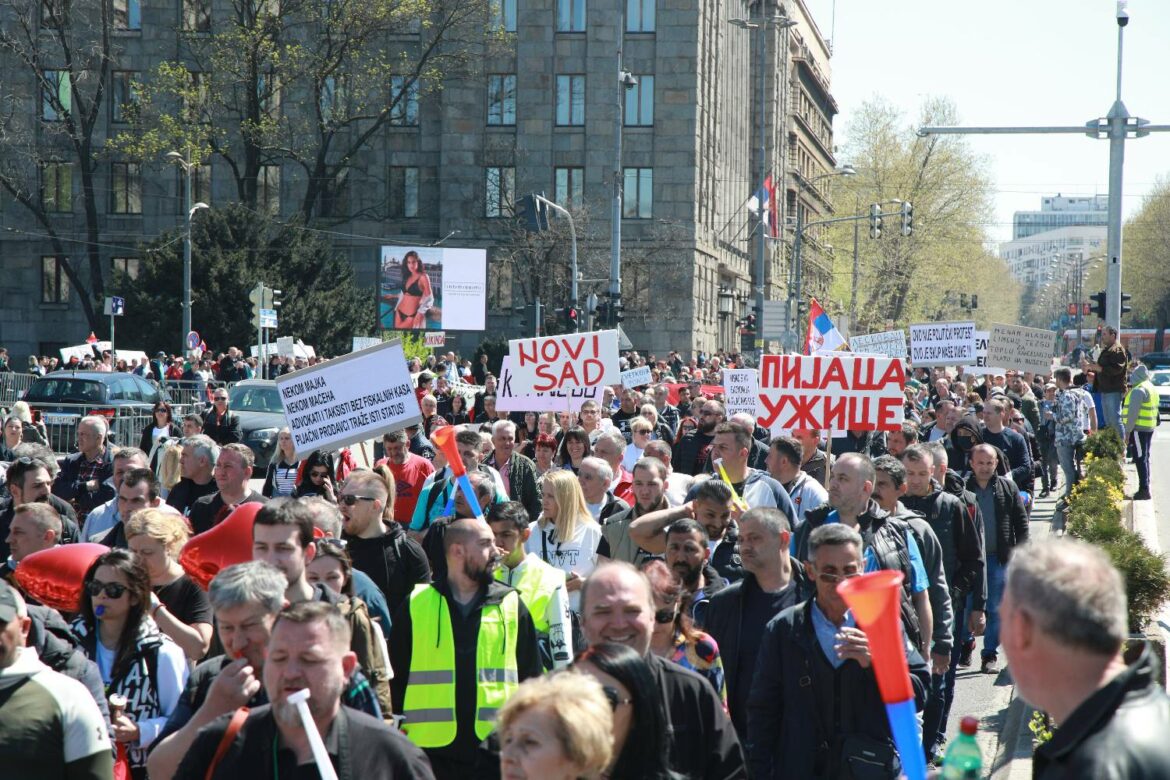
<box><xmin>746</xmin><ymin>175</ymin><xmax>780</xmax><ymax>238</ymax></box>
<box><xmin>805</xmin><ymin>298</ymin><xmax>847</xmax><ymax>355</ymax></box>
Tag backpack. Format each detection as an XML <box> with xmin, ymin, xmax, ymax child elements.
<box><xmin>336</xmin><ymin>595</ymin><xmax>393</xmax><ymax>719</ymax></box>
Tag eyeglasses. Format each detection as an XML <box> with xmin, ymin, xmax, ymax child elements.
<box><xmin>86</xmin><ymin>580</ymin><xmax>128</xmax><ymax>599</ymax></box>
<box><xmin>1012</xmin><ymin>417</ymin><xmax>1025</xmax><ymax>423</ymax></box>
<box><xmin>340</xmin><ymin>494</ymin><xmax>378</xmax><ymax>506</ymax></box>
<box><xmin>317</xmin><ymin>537</ymin><xmax>348</xmax><ymax>552</ymax></box>
<box><xmin>601</xmin><ymin>685</ymin><xmax>633</xmax><ymax>711</ymax></box>
<box><xmin>214</xmin><ymin>396</ymin><xmax>228</xmax><ymax>402</ymax></box>
<box><xmin>653</xmin><ymin>607</ymin><xmax>677</xmax><ymax>625</ymax></box>
<box><xmin>813</xmin><ymin>570</ymin><xmax>862</xmax><ymax>584</ymax></box>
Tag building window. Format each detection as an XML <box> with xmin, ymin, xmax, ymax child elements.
<box><xmin>555</xmin><ymin>167</ymin><xmax>584</xmax><ymax>209</ymax></box>
<box><xmin>42</xmin><ymin>70</ymin><xmax>71</xmax><ymax>121</ymax></box>
<box><xmin>489</xmin><ymin>0</ymin><xmax>516</xmax><ymax>32</ymax></box>
<box><xmin>319</xmin><ymin>169</ymin><xmax>349</xmax><ymax>218</ymax></box>
<box><xmin>622</xmin><ymin>167</ymin><xmax>652</xmax><ymax>218</ymax></box>
<box><xmin>259</xmin><ymin>165</ymin><xmax>281</xmax><ymax>216</ymax></box>
<box><xmin>41</xmin><ymin>162</ymin><xmax>72</xmax><ymax>213</ymax></box>
<box><xmin>389</xmin><ymin>76</ymin><xmax>419</xmax><ymax>126</ymax></box>
<box><xmin>113</xmin><ymin>0</ymin><xmax>141</xmax><ymax>29</ymax></box>
<box><xmin>258</xmin><ymin>72</ymin><xmax>280</xmax><ymax>118</ymax></box>
<box><xmin>556</xmin><ymin>0</ymin><xmax>585</xmax><ymax>31</ymax></box>
<box><xmin>624</xmin><ymin>74</ymin><xmax>653</xmax><ymax>126</ymax></box>
<box><xmin>110</xmin><ymin>163</ymin><xmax>142</xmax><ymax>214</ymax></box>
<box><xmin>556</xmin><ymin>75</ymin><xmax>585</xmax><ymax>126</ymax></box>
<box><xmin>388</xmin><ymin>166</ymin><xmax>419</xmax><ymax>218</ymax></box>
<box><xmin>111</xmin><ymin>71</ymin><xmax>138</xmax><ymax>123</ymax></box>
<box><xmin>485</xmin><ymin>166</ymin><xmax>514</xmax><ymax>218</ymax></box>
<box><xmin>41</xmin><ymin>257</ymin><xmax>71</xmax><ymax>303</ymax></box>
<box><xmin>111</xmin><ymin>257</ymin><xmax>141</xmax><ymax>280</ymax></box>
<box><xmin>487</xmin><ymin>74</ymin><xmax>516</xmax><ymax>126</ymax></box>
<box><xmin>182</xmin><ymin>0</ymin><xmax>211</xmax><ymax>31</ymax></box>
<box><xmin>626</xmin><ymin>0</ymin><xmax>654</xmax><ymax>32</ymax></box>
<box><xmin>320</xmin><ymin>75</ymin><xmax>346</xmax><ymax>124</ymax></box>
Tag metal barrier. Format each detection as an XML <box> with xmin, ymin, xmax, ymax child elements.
<box><xmin>163</xmin><ymin>379</ymin><xmax>216</xmax><ymax>409</ymax></box>
<box><xmin>34</xmin><ymin>406</ymin><xmax>156</xmax><ymax>455</ymax></box>
<box><xmin>0</xmin><ymin>373</ymin><xmax>39</xmax><ymax>406</ymax></box>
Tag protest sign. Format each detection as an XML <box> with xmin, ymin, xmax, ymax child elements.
<box><xmin>986</xmin><ymin>323</ymin><xmax>1056</xmax><ymax>375</ymax></box>
<box><xmin>960</xmin><ymin>330</ymin><xmax>1005</xmax><ymax>375</ymax></box>
<box><xmin>276</xmin><ymin>336</ymin><xmax>296</xmax><ymax>358</ymax></box>
<box><xmin>723</xmin><ymin>369</ymin><xmax>759</xmax><ymax>416</ymax></box>
<box><xmin>447</xmin><ymin>382</ymin><xmax>482</xmax><ymax>406</ymax></box>
<box><xmin>508</xmin><ymin>330</ymin><xmax>619</xmax><ymax>394</ymax></box>
<box><xmin>757</xmin><ymin>354</ymin><xmax>905</xmax><ymax>433</ymax></box>
<box><xmin>849</xmin><ymin>330</ymin><xmax>907</xmax><ymax>360</ymax></box>
<box><xmin>425</xmin><ymin>331</ymin><xmax>446</xmax><ymax>347</ymax></box>
<box><xmin>621</xmin><ymin>365</ymin><xmax>653</xmax><ymax>388</ymax></box>
<box><xmin>496</xmin><ymin>355</ymin><xmax>601</xmax><ymax>413</ymax></box>
<box><xmin>276</xmin><ymin>339</ymin><xmax>421</xmax><ymax>459</ymax></box>
<box><xmin>909</xmin><ymin>321</ymin><xmax>977</xmax><ymax>366</ymax></box>
<box><xmin>351</xmin><ymin>336</ymin><xmax>381</xmax><ymax>353</ymax></box>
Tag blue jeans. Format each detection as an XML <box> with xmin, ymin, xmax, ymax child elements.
<box><xmin>924</xmin><ymin>599</ymin><xmax>966</xmax><ymax>756</ymax></box>
<box><xmin>982</xmin><ymin>553</ymin><xmax>1006</xmax><ymax>660</ymax></box>
<box><xmin>1056</xmin><ymin>443</ymin><xmax>1078</xmax><ymax>499</ymax></box>
<box><xmin>1100</xmin><ymin>391</ymin><xmax>1124</xmax><ymax>440</ymax></box>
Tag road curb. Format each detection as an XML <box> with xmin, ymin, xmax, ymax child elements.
<box><xmin>990</xmin><ymin>683</ymin><xmax>1033</xmax><ymax>780</ymax></box>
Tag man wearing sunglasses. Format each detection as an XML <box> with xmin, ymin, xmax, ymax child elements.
<box><xmin>201</xmin><ymin>388</ymin><xmax>241</xmax><ymax>446</ymax></box>
<box><xmin>672</xmin><ymin>400</ymin><xmax>726</xmax><ymax>476</ymax></box>
<box><xmin>748</xmin><ymin>523</ymin><xmax>930</xmax><ymax>780</ymax></box>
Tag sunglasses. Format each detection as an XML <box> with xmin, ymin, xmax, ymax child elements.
<box><xmin>601</xmin><ymin>685</ymin><xmax>633</xmax><ymax>711</ymax></box>
<box><xmin>654</xmin><ymin>607</ymin><xmax>677</xmax><ymax>625</ymax></box>
<box><xmin>340</xmin><ymin>494</ymin><xmax>378</xmax><ymax>506</ymax></box>
<box><xmin>86</xmin><ymin>580</ymin><xmax>128</xmax><ymax>599</ymax></box>
<box><xmin>813</xmin><ymin>569</ymin><xmax>862</xmax><ymax>584</ymax></box>
<box><xmin>317</xmin><ymin>537</ymin><xmax>348</xmax><ymax>552</ymax></box>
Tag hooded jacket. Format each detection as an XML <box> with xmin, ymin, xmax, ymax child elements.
<box><xmin>344</xmin><ymin>519</ymin><xmax>432</xmax><ymax>616</ymax></box>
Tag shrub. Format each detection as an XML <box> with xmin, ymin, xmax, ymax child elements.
<box><xmin>1084</xmin><ymin>427</ymin><xmax>1125</xmax><ymax>461</ymax></box>
<box><xmin>1102</xmin><ymin>532</ymin><xmax>1170</xmax><ymax>633</ymax></box>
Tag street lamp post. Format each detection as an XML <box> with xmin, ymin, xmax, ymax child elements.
<box><xmin>790</xmin><ymin>165</ymin><xmax>854</xmax><ymax>348</ymax></box>
<box><xmin>165</xmin><ymin>151</ymin><xmax>209</xmax><ymax>354</ymax></box>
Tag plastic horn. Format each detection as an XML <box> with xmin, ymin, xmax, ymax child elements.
<box><xmin>431</xmin><ymin>425</ymin><xmax>484</xmax><ymax>520</ymax></box>
<box><xmin>713</xmin><ymin>457</ymin><xmax>749</xmax><ymax>511</ymax></box>
<box><xmin>285</xmin><ymin>689</ymin><xmax>339</xmax><ymax>780</ymax></box>
<box><xmin>837</xmin><ymin>570</ymin><xmax>927</xmax><ymax>780</ymax></box>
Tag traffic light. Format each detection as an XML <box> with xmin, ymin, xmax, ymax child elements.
<box><xmin>249</xmin><ymin>283</ymin><xmax>265</xmax><ymax>331</ymax></box>
<box><xmin>1121</xmin><ymin>292</ymin><xmax>1132</xmax><ymax>317</ymax></box>
<box><xmin>563</xmin><ymin>306</ymin><xmax>580</xmax><ymax>332</ymax></box>
<box><xmin>900</xmin><ymin>201</ymin><xmax>913</xmax><ymax>236</ymax></box>
<box><xmin>1091</xmin><ymin>290</ymin><xmax>1107</xmax><ymax>319</ymax></box>
<box><xmin>517</xmin><ymin>194</ymin><xmax>549</xmax><ymax>233</ymax></box>
<box><xmin>970</xmin><ymin>294</ymin><xmax>978</xmax><ymax>309</ymax></box>
<box><xmin>611</xmin><ymin>300</ymin><xmax>624</xmax><ymax>325</ymax></box>
<box><xmin>869</xmin><ymin>204</ymin><xmax>883</xmax><ymax>239</ymax></box>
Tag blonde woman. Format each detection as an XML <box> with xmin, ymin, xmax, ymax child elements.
<box><xmin>499</xmin><ymin>671</ymin><xmax>614</xmax><ymax>780</ymax></box>
<box><xmin>622</xmin><ymin>417</ymin><xmax>653</xmax><ymax>472</ymax></box>
<box><xmin>525</xmin><ymin>469</ymin><xmax>609</xmax><ymax>610</ymax></box>
<box><xmin>125</xmin><ymin>508</ymin><xmax>213</xmax><ymax>660</ymax></box>
<box><xmin>157</xmin><ymin>442</ymin><xmax>183</xmax><ymax>499</ymax></box>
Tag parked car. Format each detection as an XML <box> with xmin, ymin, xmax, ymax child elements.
<box><xmin>21</xmin><ymin>371</ymin><xmax>172</xmax><ymax>452</ymax></box>
<box><xmin>229</xmin><ymin>380</ymin><xmax>286</xmax><ymax>469</ymax></box>
<box><xmin>1150</xmin><ymin>370</ymin><xmax>1170</xmax><ymax>420</ymax></box>
<box><xmin>1140</xmin><ymin>352</ymin><xmax>1170</xmax><ymax>370</ymax></box>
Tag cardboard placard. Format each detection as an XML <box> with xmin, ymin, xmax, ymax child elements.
<box><xmin>425</xmin><ymin>331</ymin><xmax>447</xmax><ymax>347</ymax></box>
<box><xmin>507</xmin><ymin>330</ymin><xmax>620</xmax><ymax>394</ymax></box>
<box><xmin>620</xmin><ymin>365</ymin><xmax>653</xmax><ymax>388</ymax></box>
<box><xmin>723</xmin><ymin>369</ymin><xmax>759</xmax><ymax>417</ymax></box>
<box><xmin>849</xmin><ymin>330</ymin><xmax>907</xmax><ymax>360</ymax></box>
<box><xmin>351</xmin><ymin>336</ymin><xmax>381</xmax><ymax>353</ymax></box>
<box><xmin>276</xmin><ymin>339</ymin><xmax>422</xmax><ymax>459</ymax></box>
<box><xmin>757</xmin><ymin>354</ymin><xmax>905</xmax><ymax>433</ymax></box>
<box><xmin>986</xmin><ymin>323</ymin><xmax>1056</xmax><ymax>375</ymax></box>
<box><xmin>496</xmin><ymin>355</ymin><xmax>601</xmax><ymax>413</ymax></box>
<box><xmin>909</xmin><ymin>321</ymin><xmax>977</xmax><ymax>366</ymax></box>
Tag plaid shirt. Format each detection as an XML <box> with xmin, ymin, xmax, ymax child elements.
<box><xmin>77</xmin><ymin>451</ymin><xmax>107</xmax><ymax>486</ymax></box>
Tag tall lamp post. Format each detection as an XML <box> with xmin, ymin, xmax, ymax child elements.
<box><xmin>730</xmin><ymin>14</ymin><xmax>797</xmax><ymax>357</ymax></box>
<box><xmin>165</xmin><ymin>151</ymin><xmax>209</xmax><ymax>353</ymax></box>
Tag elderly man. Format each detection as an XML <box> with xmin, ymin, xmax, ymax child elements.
<box><xmin>484</xmin><ymin>420</ymin><xmax>540</xmax><ymax>521</ymax></box>
<box><xmin>147</xmin><ymin>562</ymin><xmax>387</xmax><ymax>780</ymax></box>
<box><xmin>165</xmin><ymin>434</ymin><xmax>219</xmax><ymax>517</ymax></box>
<box><xmin>578</xmin><ymin>456</ymin><xmax>630</xmax><ymax>524</ymax></box>
<box><xmin>1002</xmin><ymin>538</ymin><xmax>1170</xmax><ymax>777</ymax></box>
<box><xmin>189</xmin><ymin>443</ymin><xmax>267</xmax><ymax>535</ymax></box>
<box><xmin>591</xmin><ymin>428</ymin><xmax>634</xmax><ymax>503</ymax></box>
<box><xmin>172</xmin><ymin>601</ymin><xmax>433</xmax><ymax>779</ymax></box>
<box><xmin>79</xmin><ymin>446</ymin><xmax>149</xmax><ymax>541</ymax></box>
<box><xmin>578</xmin><ymin>562</ymin><xmax>747</xmax><ymax>779</ymax></box>
<box><xmin>52</xmin><ymin>415</ymin><xmax>116</xmax><ymax>519</ymax></box>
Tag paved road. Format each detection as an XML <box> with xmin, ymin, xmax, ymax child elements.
<box><xmin>1148</xmin><ymin>425</ymin><xmax>1170</xmax><ymax>551</ymax></box>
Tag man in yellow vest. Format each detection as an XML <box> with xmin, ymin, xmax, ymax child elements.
<box><xmin>389</xmin><ymin>516</ymin><xmax>542</xmax><ymax>780</ymax></box>
<box><xmin>1122</xmin><ymin>364</ymin><xmax>1159</xmax><ymax>501</ymax></box>
<box><xmin>487</xmin><ymin>501</ymin><xmax>574</xmax><ymax>669</ymax></box>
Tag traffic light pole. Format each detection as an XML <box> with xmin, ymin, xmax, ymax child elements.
<box><xmin>533</xmin><ymin>194</ymin><xmax>579</xmax><ymax>329</ymax></box>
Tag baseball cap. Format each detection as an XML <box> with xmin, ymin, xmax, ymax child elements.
<box><xmin>0</xmin><ymin>579</ymin><xmax>19</xmax><ymax>624</ymax></box>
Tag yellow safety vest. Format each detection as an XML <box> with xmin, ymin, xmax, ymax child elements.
<box><xmin>1123</xmin><ymin>380</ymin><xmax>1159</xmax><ymax>431</ymax></box>
<box><xmin>494</xmin><ymin>557</ymin><xmax>565</xmax><ymax>635</ymax></box>
<box><xmin>402</xmin><ymin>584</ymin><xmax>520</xmax><ymax>748</ymax></box>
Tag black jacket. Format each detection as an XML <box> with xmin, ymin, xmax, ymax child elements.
<box><xmin>26</xmin><ymin>605</ymin><xmax>110</xmax><ymax>724</ymax></box>
<box><xmin>963</xmin><ymin>474</ymin><xmax>1029</xmax><ymax>563</ymax></box>
<box><xmin>138</xmin><ymin>422</ymin><xmax>181</xmax><ymax>457</ymax></box>
<box><xmin>673</xmin><ymin>430</ymin><xmax>714</xmax><ymax>476</ymax></box>
<box><xmin>487</xmin><ymin>451</ymin><xmax>541</xmax><ymax>522</ymax></box>
<box><xmin>200</xmin><ymin>408</ymin><xmax>241</xmax><ymax>445</ymax></box>
<box><xmin>343</xmin><ymin>521</ymin><xmax>431</xmax><ymax>616</ymax></box>
<box><xmin>901</xmin><ymin>482</ymin><xmax>987</xmax><ymax>607</ymax></box>
<box><xmin>1034</xmin><ymin>647</ymin><xmax>1170</xmax><ymax>779</ymax></box>
<box><xmin>389</xmin><ymin>579</ymin><xmax>541</xmax><ymax>772</ymax></box>
<box><xmin>51</xmin><ymin>443</ymin><xmax>116</xmax><ymax>517</ymax></box>
<box><xmin>0</xmin><ymin>495</ymin><xmax>80</xmax><ymax>561</ymax></box>
<box><xmin>747</xmin><ymin>598</ymin><xmax>930</xmax><ymax>780</ymax></box>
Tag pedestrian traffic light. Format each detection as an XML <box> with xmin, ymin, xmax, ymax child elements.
<box><xmin>900</xmin><ymin>201</ymin><xmax>913</xmax><ymax>237</ymax></box>
<box><xmin>611</xmin><ymin>301</ymin><xmax>624</xmax><ymax>325</ymax></box>
<box><xmin>517</xmin><ymin>194</ymin><xmax>549</xmax><ymax>233</ymax></box>
<box><xmin>1121</xmin><ymin>292</ymin><xmax>1132</xmax><ymax>317</ymax></box>
<box><xmin>557</xmin><ymin>306</ymin><xmax>580</xmax><ymax>332</ymax></box>
<box><xmin>1091</xmin><ymin>290</ymin><xmax>1107</xmax><ymax>319</ymax></box>
<box><xmin>869</xmin><ymin>204</ymin><xmax>883</xmax><ymax>239</ymax></box>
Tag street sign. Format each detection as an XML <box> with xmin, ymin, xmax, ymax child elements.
<box><xmin>103</xmin><ymin>296</ymin><xmax>125</xmax><ymax>316</ymax></box>
<box><xmin>761</xmin><ymin>300</ymin><xmax>787</xmax><ymax>340</ymax></box>
<box><xmin>260</xmin><ymin>308</ymin><xmax>278</xmax><ymax>329</ymax></box>
<box><xmin>186</xmin><ymin>331</ymin><xmax>201</xmax><ymax>350</ymax></box>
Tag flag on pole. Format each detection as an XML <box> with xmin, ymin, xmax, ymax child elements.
<box><xmin>805</xmin><ymin>298</ymin><xmax>847</xmax><ymax>355</ymax></box>
<box><xmin>746</xmin><ymin>174</ymin><xmax>780</xmax><ymax>238</ymax></box>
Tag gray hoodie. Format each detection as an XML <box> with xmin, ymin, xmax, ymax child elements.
<box><xmin>1125</xmin><ymin>365</ymin><xmax>1157</xmax><ymax>433</ymax></box>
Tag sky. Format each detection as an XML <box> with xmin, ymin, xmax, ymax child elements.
<box><xmin>802</xmin><ymin>0</ymin><xmax>1170</xmax><ymax>243</ymax></box>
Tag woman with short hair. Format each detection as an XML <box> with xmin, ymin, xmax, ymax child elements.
<box><xmin>498</xmin><ymin>671</ymin><xmax>613</xmax><ymax>780</ymax></box>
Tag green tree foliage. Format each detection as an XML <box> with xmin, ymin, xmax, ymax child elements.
<box><xmin>115</xmin><ymin>203</ymin><xmax>373</xmax><ymax>356</ymax></box>
<box><xmin>1118</xmin><ymin>178</ymin><xmax>1170</xmax><ymax>329</ymax></box>
<box><xmin>825</xmin><ymin>97</ymin><xmax>1021</xmax><ymax>332</ymax></box>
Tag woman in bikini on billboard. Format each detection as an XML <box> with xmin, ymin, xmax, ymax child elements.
<box><xmin>393</xmin><ymin>250</ymin><xmax>434</xmax><ymax>328</ymax></box>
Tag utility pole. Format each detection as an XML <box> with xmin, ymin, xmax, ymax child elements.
<box><xmin>849</xmin><ymin>192</ymin><xmax>860</xmax><ymax>331</ymax></box>
<box><xmin>919</xmin><ymin>2</ymin><xmax>1170</xmax><ymax>334</ymax></box>
<box><xmin>611</xmin><ymin>10</ymin><xmax>631</xmax><ymax>329</ymax></box>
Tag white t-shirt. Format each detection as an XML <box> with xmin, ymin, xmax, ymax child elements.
<box><xmin>525</xmin><ymin>519</ymin><xmax>603</xmax><ymax>610</ymax></box>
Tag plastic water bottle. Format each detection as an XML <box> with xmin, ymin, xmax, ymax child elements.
<box><xmin>941</xmin><ymin>716</ymin><xmax>982</xmax><ymax>779</ymax></box>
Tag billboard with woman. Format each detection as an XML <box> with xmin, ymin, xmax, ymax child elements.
<box><xmin>378</xmin><ymin>246</ymin><xmax>487</xmax><ymax>331</ymax></box>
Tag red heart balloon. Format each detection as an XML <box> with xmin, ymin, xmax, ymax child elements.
<box><xmin>179</xmin><ymin>502</ymin><xmax>264</xmax><ymax>590</ymax></box>
<box><xmin>15</xmin><ymin>543</ymin><xmax>108</xmax><ymax>613</ymax></box>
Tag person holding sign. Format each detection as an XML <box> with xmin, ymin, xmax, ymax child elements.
<box><xmin>392</xmin><ymin>251</ymin><xmax>435</xmax><ymax>329</ymax></box>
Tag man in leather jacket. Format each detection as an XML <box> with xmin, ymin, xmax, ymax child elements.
<box><xmin>1002</xmin><ymin>538</ymin><xmax>1170</xmax><ymax>779</ymax></box>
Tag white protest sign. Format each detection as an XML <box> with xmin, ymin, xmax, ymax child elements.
<box><xmin>507</xmin><ymin>330</ymin><xmax>620</xmax><ymax>394</ymax></box>
<box><xmin>620</xmin><ymin>365</ymin><xmax>653</xmax><ymax>388</ymax></box>
<box><xmin>849</xmin><ymin>330</ymin><xmax>907</xmax><ymax>360</ymax></box>
<box><xmin>276</xmin><ymin>336</ymin><xmax>296</xmax><ymax>358</ymax></box>
<box><xmin>496</xmin><ymin>355</ymin><xmax>602</xmax><ymax>413</ymax></box>
<box><xmin>723</xmin><ymin>369</ymin><xmax>759</xmax><ymax>417</ymax></box>
<box><xmin>425</xmin><ymin>331</ymin><xmax>446</xmax><ymax>347</ymax></box>
<box><xmin>909</xmin><ymin>321</ymin><xmax>977</xmax><ymax>366</ymax></box>
<box><xmin>275</xmin><ymin>339</ymin><xmax>422</xmax><ymax>459</ymax></box>
<box><xmin>960</xmin><ymin>330</ymin><xmax>1005</xmax><ymax>375</ymax></box>
<box><xmin>756</xmin><ymin>354</ymin><xmax>905</xmax><ymax>434</ymax></box>
<box><xmin>986</xmin><ymin>323</ymin><xmax>1056</xmax><ymax>375</ymax></box>
<box><xmin>447</xmin><ymin>382</ymin><xmax>482</xmax><ymax>405</ymax></box>
<box><xmin>351</xmin><ymin>336</ymin><xmax>381</xmax><ymax>353</ymax></box>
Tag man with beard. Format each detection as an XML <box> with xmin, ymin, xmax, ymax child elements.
<box><xmin>0</xmin><ymin>457</ymin><xmax>80</xmax><ymax>561</ymax></box>
<box><xmin>661</xmin><ymin>518</ymin><xmax>727</xmax><ymax>626</ymax></box>
<box><xmin>629</xmin><ymin>478</ymin><xmax>743</xmax><ymax>584</ymax></box>
<box><xmin>164</xmin><ymin>435</ymin><xmax>219</xmax><ymax>518</ymax></box>
<box><xmin>603</xmin><ymin>457</ymin><xmax>669</xmax><ymax>564</ymax></box>
<box><xmin>172</xmin><ymin>601</ymin><xmax>433</xmax><ymax>779</ymax></box>
<box><xmin>673</xmin><ymin>399</ymin><xmax>725</xmax><ymax>475</ymax></box>
<box><xmin>390</xmin><ymin>517</ymin><xmax>541</xmax><ymax>780</ymax></box>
